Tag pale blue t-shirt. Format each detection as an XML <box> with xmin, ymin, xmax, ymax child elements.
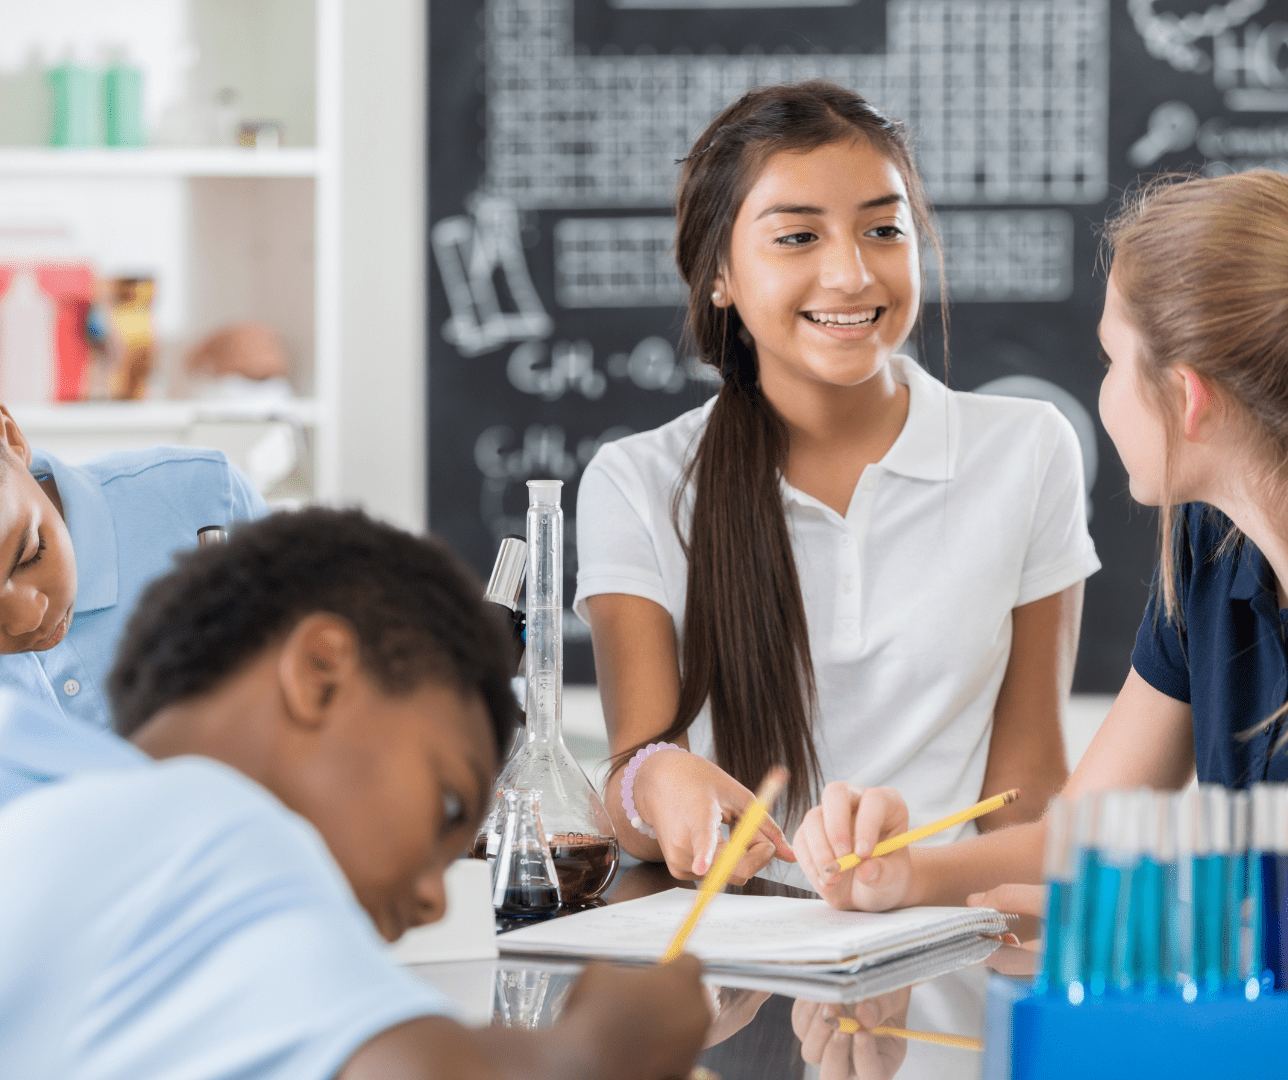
<box><xmin>0</xmin><ymin>687</ymin><xmax>147</xmax><ymax>808</ymax></box>
<box><xmin>0</xmin><ymin>752</ymin><xmax>452</xmax><ymax>1080</ymax></box>
<box><xmin>0</xmin><ymin>446</ymin><xmax>269</xmax><ymax>729</ymax></box>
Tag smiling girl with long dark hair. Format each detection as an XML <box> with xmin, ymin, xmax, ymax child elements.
<box><xmin>575</xmin><ymin>81</ymin><xmax>1099</xmax><ymax>887</ymax></box>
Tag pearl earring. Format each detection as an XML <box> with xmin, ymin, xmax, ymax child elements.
<box><xmin>711</xmin><ymin>290</ymin><xmax>722</xmax><ymax>303</ymax></box>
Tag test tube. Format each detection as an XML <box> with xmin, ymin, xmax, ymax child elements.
<box><xmin>1274</xmin><ymin>785</ymin><xmax>1288</xmax><ymax>990</ymax></box>
<box><xmin>1189</xmin><ymin>786</ymin><xmax>1231</xmax><ymax>999</ymax></box>
<box><xmin>1248</xmin><ymin>785</ymin><xmax>1274</xmax><ymax>994</ymax></box>
<box><xmin>1132</xmin><ymin>791</ymin><xmax>1167</xmax><ymax>998</ymax></box>
<box><xmin>1226</xmin><ymin>790</ymin><xmax>1249</xmax><ymax>991</ymax></box>
<box><xmin>1158</xmin><ymin>792</ymin><xmax>1183</xmax><ymax>992</ymax></box>
<box><xmin>1176</xmin><ymin>789</ymin><xmax>1200</xmax><ymax>1001</ymax></box>
<box><xmin>1037</xmin><ymin>796</ymin><xmax>1076</xmax><ymax>997</ymax></box>
<box><xmin>1088</xmin><ymin>791</ymin><xmax>1135</xmax><ymax>997</ymax></box>
<box><xmin>1065</xmin><ymin>791</ymin><xmax>1102</xmax><ymax>1004</ymax></box>
<box><xmin>1109</xmin><ymin>790</ymin><xmax>1148</xmax><ymax>993</ymax></box>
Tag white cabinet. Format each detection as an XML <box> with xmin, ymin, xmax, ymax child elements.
<box><xmin>0</xmin><ymin>0</ymin><xmax>341</xmax><ymax>504</ymax></box>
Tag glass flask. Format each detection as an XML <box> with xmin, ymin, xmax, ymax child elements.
<box><xmin>492</xmin><ymin>789</ymin><xmax>561</xmax><ymax>917</ymax></box>
<box><xmin>476</xmin><ymin>479</ymin><xmax>619</xmax><ymax>903</ymax></box>
<box><xmin>492</xmin><ymin>964</ymin><xmax>577</xmax><ymax>1029</ymax></box>
<box><xmin>493</xmin><ymin>967</ymin><xmax>551</xmax><ymax>1028</ymax></box>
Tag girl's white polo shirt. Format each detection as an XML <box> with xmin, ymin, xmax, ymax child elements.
<box><xmin>574</xmin><ymin>354</ymin><xmax>1099</xmax><ymax>885</ymax></box>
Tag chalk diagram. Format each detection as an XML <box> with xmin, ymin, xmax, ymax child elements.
<box><xmin>432</xmin><ymin>194</ymin><xmax>554</xmax><ymax>358</ymax></box>
<box><xmin>437</xmin><ymin>0</ymin><xmax>1110</xmax><ymax>351</ymax></box>
<box><xmin>1126</xmin><ymin>2</ymin><xmax>1288</xmax><ymax>175</ymax></box>
<box><xmin>441</xmin><ymin>0</ymin><xmax>1117</xmax><ymax>538</ymax></box>
<box><xmin>486</xmin><ymin>0</ymin><xmax>1108</xmax><ymax>209</ymax></box>
<box><xmin>477</xmin><ymin>0</ymin><xmax>1106</xmax><ymax>311</ymax></box>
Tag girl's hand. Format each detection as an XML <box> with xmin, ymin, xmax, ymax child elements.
<box><xmin>792</xmin><ymin>782</ymin><xmax>911</xmax><ymax>911</ymax></box>
<box><xmin>967</xmin><ymin>882</ymin><xmax>1046</xmax><ymax>946</ymax></box>
<box><xmin>631</xmin><ymin>749</ymin><xmax>796</xmax><ymax>883</ymax></box>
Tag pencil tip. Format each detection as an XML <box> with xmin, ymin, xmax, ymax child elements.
<box><xmin>757</xmin><ymin>766</ymin><xmax>789</xmax><ymax>802</ymax></box>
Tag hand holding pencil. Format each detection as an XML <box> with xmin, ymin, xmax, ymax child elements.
<box><xmin>792</xmin><ymin>782</ymin><xmax>915</xmax><ymax>911</ymax></box>
<box><xmin>793</xmin><ymin>783</ymin><xmax>1022</xmax><ymax>911</ymax></box>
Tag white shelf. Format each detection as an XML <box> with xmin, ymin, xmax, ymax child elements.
<box><xmin>9</xmin><ymin>398</ymin><xmax>319</xmax><ymax>433</ymax></box>
<box><xmin>0</xmin><ymin>0</ymin><xmax>344</xmax><ymax>503</ymax></box>
<box><xmin>0</xmin><ymin>148</ymin><xmax>324</xmax><ymax>179</ymax></box>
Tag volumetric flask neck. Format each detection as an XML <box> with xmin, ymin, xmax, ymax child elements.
<box><xmin>525</xmin><ymin>480</ymin><xmax>563</xmax><ymax>747</ymax></box>
<box><xmin>492</xmin><ymin>789</ymin><xmax>561</xmax><ymax>917</ymax></box>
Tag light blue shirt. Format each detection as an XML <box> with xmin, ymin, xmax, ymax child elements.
<box><xmin>0</xmin><ymin>713</ymin><xmax>451</xmax><ymax>1080</ymax></box>
<box><xmin>0</xmin><ymin>446</ymin><xmax>269</xmax><ymax>729</ymax></box>
<box><xmin>0</xmin><ymin>687</ymin><xmax>147</xmax><ymax>808</ymax></box>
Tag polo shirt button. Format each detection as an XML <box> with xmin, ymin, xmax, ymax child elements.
<box><xmin>841</xmin><ymin>535</ymin><xmax>853</xmax><ymax>548</ymax></box>
<box><xmin>841</xmin><ymin>578</ymin><xmax>854</xmax><ymax>595</ymax></box>
<box><xmin>63</xmin><ymin>679</ymin><xmax>80</xmax><ymax>697</ymax></box>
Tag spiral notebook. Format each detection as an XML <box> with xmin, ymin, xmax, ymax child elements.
<box><xmin>497</xmin><ymin>932</ymin><xmax>1001</xmax><ymax>1004</ymax></box>
<box><xmin>497</xmin><ymin>888</ymin><xmax>1009</xmax><ymax>977</ymax></box>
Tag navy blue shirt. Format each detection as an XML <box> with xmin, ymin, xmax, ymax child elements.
<box><xmin>1132</xmin><ymin>503</ymin><xmax>1288</xmax><ymax>787</ymax></box>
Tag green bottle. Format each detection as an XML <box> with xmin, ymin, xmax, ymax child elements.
<box><xmin>104</xmin><ymin>65</ymin><xmax>146</xmax><ymax>147</ymax></box>
<box><xmin>47</xmin><ymin>65</ymin><xmax>97</xmax><ymax>147</ymax></box>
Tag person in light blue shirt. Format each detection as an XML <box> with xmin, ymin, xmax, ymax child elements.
<box><xmin>0</xmin><ymin>507</ymin><xmax>710</xmax><ymax>1080</ymax></box>
<box><xmin>0</xmin><ymin>687</ymin><xmax>146</xmax><ymax>808</ymax></box>
<box><xmin>1</xmin><ymin>751</ymin><xmax>456</xmax><ymax>1080</ymax></box>
<box><xmin>0</xmin><ymin>405</ymin><xmax>267</xmax><ymax>729</ymax></box>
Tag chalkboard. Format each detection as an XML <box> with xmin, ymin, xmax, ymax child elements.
<box><xmin>428</xmin><ymin>0</ymin><xmax>1288</xmax><ymax>690</ymax></box>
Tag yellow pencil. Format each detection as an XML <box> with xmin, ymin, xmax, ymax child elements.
<box><xmin>825</xmin><ymin>1015</ymin><xmax>981</xmax><ymax>1050</ymax></box>
<box><xmin>822</xmin><ymin>788</ymin><xmax>1020</xmax><ymax>878</ymax></box>
<box><xmin>661</xmin><ymin>766</ymin><xmax>789</xmax><ymax>964</ymax></box>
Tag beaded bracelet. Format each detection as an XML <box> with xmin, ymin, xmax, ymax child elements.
<box><xmin>621</xmin><ymin>742</ymin><xmax>683</xmax><ymax>839</ymax></box>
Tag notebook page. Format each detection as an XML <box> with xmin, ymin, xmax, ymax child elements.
<box><xmin>498</xmin><ymin>889</ymin><xmax>1008</xmax><ymax>972</ymax></box>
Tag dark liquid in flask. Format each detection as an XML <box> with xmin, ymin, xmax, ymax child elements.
<box><xmin>494</xmin><ymin>854</ymin><xmax>561</xmax><ymax>917</ymax></box>
<box><xmin>548</xmin><ymin>834</ymin><xmax>619</xmax><ymax>901</ymax></box>
<box><xmin>470</xmin><ymin>833</ymin><xmax>489</xmax><ymax>860</ymax></box>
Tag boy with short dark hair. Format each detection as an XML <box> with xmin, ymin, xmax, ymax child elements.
<box><xmin>0</xmin><ymin>508</ymin><xmax>709</xmax><ymax>1080</ymax></box>
<box><xmin>0</xmin><ymin>405</ymin><xmax>267</xmax><ymax>728</ymax></box>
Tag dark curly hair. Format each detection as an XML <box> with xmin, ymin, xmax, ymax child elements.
<box><xmin>109</xmin><ymin>507</ymin><xmax>518</xmax><ymax>755</ymax></box>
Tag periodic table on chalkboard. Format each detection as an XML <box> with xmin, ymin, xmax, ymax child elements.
<box><xmin>428</xmin><ymin>0</ymin><xmax>1288</xmax><ymax>690</ymax></box>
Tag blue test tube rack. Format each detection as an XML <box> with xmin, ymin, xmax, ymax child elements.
<box><xmin>984</xmin><ymin>783</ymin><xmax>1288</xmax><ymax>1078</ymax></box>
<box><xmin>983</xmin><ymin>974</ymin><xmax>1288</xmax><ymax>1079</ymax></box>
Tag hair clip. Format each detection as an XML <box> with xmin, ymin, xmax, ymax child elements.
<box><xmin>674</xmin><ymin>144</ymin><xmax>715</xmax><ymax>165</ymax></box>
<box><xmin>674</xmin><ymin>126</ymin><xmax>726</xmax><ymax>165</ymax></box>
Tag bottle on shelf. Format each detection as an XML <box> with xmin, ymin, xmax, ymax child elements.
<box><xmin>0</xmin><ymin>270</ymin><xmax>56</xmax><ymax>404</ymax></box>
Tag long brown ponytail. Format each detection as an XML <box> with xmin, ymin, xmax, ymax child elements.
<box><xmin>617</xmin><ymin>81</ymin><xmax>944</xmax><ymax>824</ymax></box>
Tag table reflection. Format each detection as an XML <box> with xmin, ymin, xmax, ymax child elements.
<box><xmin>479</xmin><ymin>859</ymin><xmax>1037</xmax><ymax>1080</ymax></box>
<box><xmin>793</xmin><ymin>988</ymin><xmax>912</xmax><ymax>1079</ymax></box>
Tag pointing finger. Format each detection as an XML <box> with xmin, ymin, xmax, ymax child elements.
<box><xmin>852</xmin><ymin>788</ymin><xmax>909</xmax><ymax>860</ymax></box>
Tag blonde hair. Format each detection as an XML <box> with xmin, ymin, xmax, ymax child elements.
<box><xmin>1102</xmin><ymin>170</ymin><xmax>1288</xmax><ymax>622</ymax></box>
